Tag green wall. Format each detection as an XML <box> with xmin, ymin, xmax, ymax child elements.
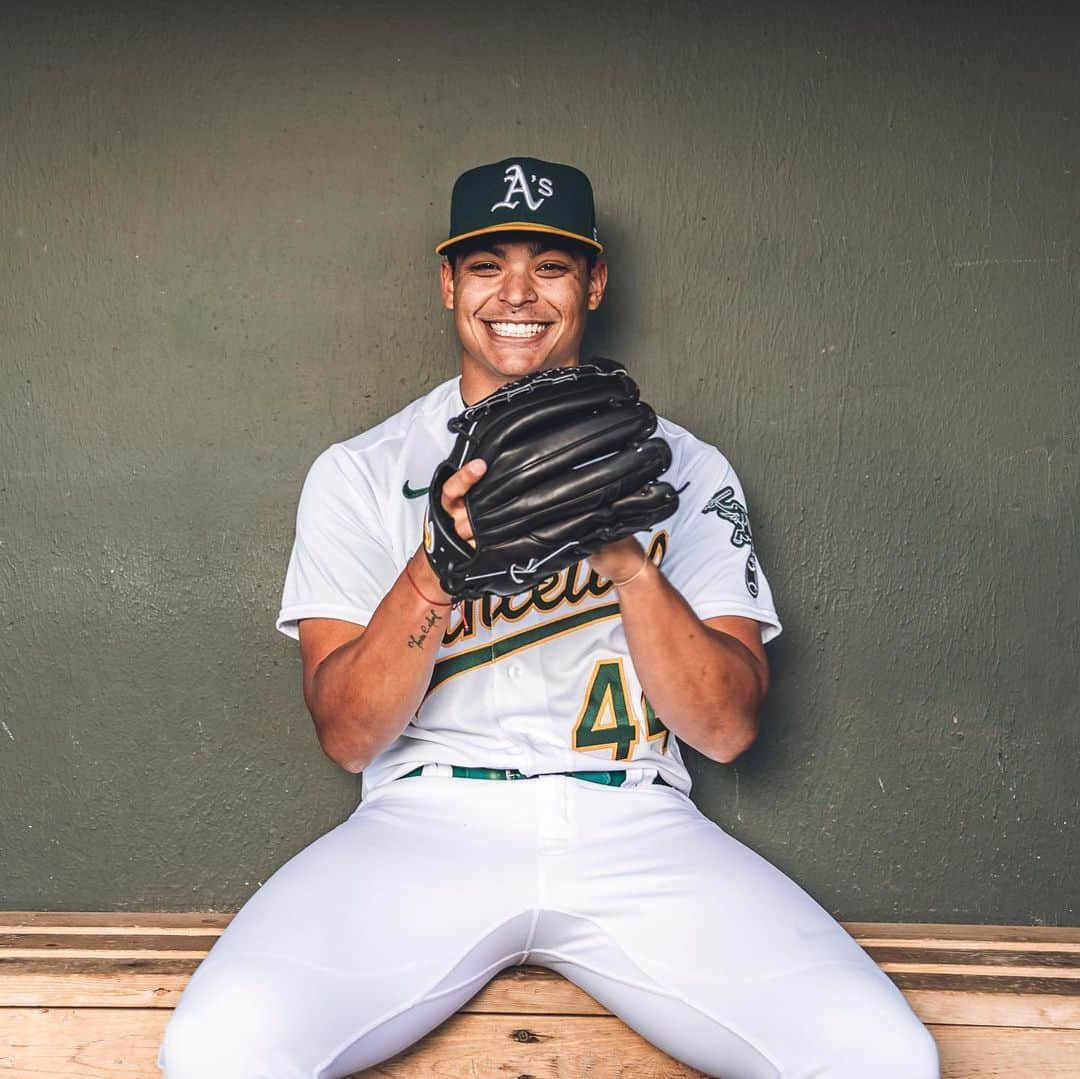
<box><xmin>1</xmin><ymin>2</ymin><xmax>1076</xmax><ymax>922</ymax></box>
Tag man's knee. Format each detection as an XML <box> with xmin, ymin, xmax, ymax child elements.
<box><xmin>791</xmin><ymin>963</ymin><xmax>940</xmax><ymax>1079</ymax></box>
<box><xmin>157</xmin><ymin>962</ymin><xmax>299</xmax><ymax>1078</ymax></box>
<box><xmin>832</xmin><ymin>1011</ymin><xmax>940</xmax><ymax>1078</ymax></box>
<box><xmin>818</xmin><ymin>983</ymin><xmax>940</xmax><ymax>1078</ymax></box>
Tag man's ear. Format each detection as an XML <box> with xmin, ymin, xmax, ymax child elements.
<box><xmin>440</xmin><ymin>258</ymin><xmax>455</xmax><ymax>310</ymax></box>
<box><xmin>587</xmin><ymin>259</ymin><xmax>608</xmax><ymax>311</ymax></box>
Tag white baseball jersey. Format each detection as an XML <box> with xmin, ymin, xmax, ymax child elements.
<box><xmin>277</xmin><ymin>375</ymin><xmax>782</xmax><ymax>802</ymax></box>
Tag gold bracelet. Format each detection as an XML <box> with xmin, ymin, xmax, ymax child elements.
<box><xmin>611</xmin><ymin>556</ymin><xmax>650</xmax><ymax>588</ymax></box>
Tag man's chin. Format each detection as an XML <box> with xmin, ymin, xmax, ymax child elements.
<box><xmin>461</xmin><ymin>345</ymin><xmax>582</xmax><ymax>395</ymax></box>
<box><xmin>486</xmin><ymin>351</ymin><xmax>566</xmax><ymax>378</ymax></box>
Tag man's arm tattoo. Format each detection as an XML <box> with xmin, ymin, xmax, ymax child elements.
<box><xmin>408</xmin><ymin>608</ymin><xmax>444</xmax><ymax>649</ymax></box>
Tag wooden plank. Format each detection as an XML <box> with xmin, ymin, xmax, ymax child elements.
<box><xmin>0</xmin><ymin>959</ymin><xmax>201</xmax><ymax>976</ymax></box>
<box><xmin>4</xmin><ymin>959</ymin><xmax>1080</xmax><ymax>1015</ymax></box>
<box><xmin>456</xmin><ymin>964</ymin><xmax>611</xmax><ymax>1016</ymax></box>
<box><xmin>889</xmin><ymin>971</ymin><xmax>1080</xmax><ymax>996</ymax></box>
<box><xmin>2</xmin><ymin>949</ymin><xmax>215</xmax><ymax>961</ymax></box>
<box><xmin>3</xmin><ymin>1007</ymin><xmax>1080</xmax><ymax>1078</ymax></box>
<box><xmin>17</xmin><ymin>939</ymin><xmax>1080</xmax><ymax>971</ymax></box>
<box><xmin>0</xmin><ymin>1008</ymin><xmax>170</xmax><ymax>1078</ymax></box>
<box><xmin>0</xmin><ymin>1009</ymin><xmax>706</xmax><ymax>1078</ymax></box>
<box><xmin>932</xmin><ymin>1025</ymin><xmax>1080</xmax><ymax>1077</ymax></box>
<box><xmin>357</xmin><ymin>1011</ymin><xmax>709</xmax><ymax>1077</ymax></box>
<box><xmin>843</xmin><ymin>922</ymin><xmax>1080</xmax><ymax>945</ymax></box>
<box><xmin>0</xmin><ymin>913</ymin><xmax>229</xmax><ymax>933</ymax></box>
<box><xmin>865</xmin><ymin>945</ymin><xmax>1080</xmax><ymax>966</ymax></box>
<box><xmin>7</xmin><ymin>958</ymin><xmax>1077</xmax><ymax>986</ymax></box>
<box><xmin>881</xmin><ymin>961</ymin><xmax>1080</xmax><ymax>981</ymax></box>
<box><xmin>3</xmin><ymin>914</ymin><xmax>1076</xmax><ymax>943</ymax></box>
<box><xmin>0</xmin><ymin>967</ymin><xmax>612</xmax><ymax>1015</ymax></box>
<box><xmin>0</xmin><ymin>974</ymin><xmax>183</xmax><ymax>1010</ymax></box>
<box><xmin>4</xmin><ymin>977</ymin><xmax>1077</xmax><ymax>1032</ymax></box>
<box><xmin>862</xmin><ymin>938</ymin><xmax>1080</xmax><ymax>956</ymax></box>
<box><xmin>19</xmin><ymin>946</ymin><xmax>1080</xmax><ymax>972</ymax></box>
<box><xmin>905</xmin><ymin>989</ymin><xmax>1080</xmax><ymax>1031</ymax></box>
<box><xmin>5</xmin><ymin>964</ymin><xmax>1079</xmax><ymax>1006</ymax></box>
<box><xmin>0</xmin><ymin>934</ymin><xmax>222</xmax><ymax>952</ymax></box>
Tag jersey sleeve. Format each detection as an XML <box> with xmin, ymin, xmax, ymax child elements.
<box><xmin>275</xmin><ymin>445</ymin><xmax>401</xmax><ymax>641</ymax></box>
<box><xmin>660</xmin><ymin>446</ymin><xmax>782</xmax><ymax>645</ymax></box>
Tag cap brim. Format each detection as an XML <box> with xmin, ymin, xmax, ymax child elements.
<box><xmin>436</xmin><ymin>221</ymin><xmax>604</xmax><ymax>256</ymax></box>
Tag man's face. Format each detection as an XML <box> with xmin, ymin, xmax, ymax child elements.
<box><xmin>440</xmin><ymin>237</ymin><xmax>607</xmax><ymax>390</ymax></box>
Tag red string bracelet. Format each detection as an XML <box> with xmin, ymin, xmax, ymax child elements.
<box><xmin>404</xmin><ymin>563</ymin><xmax>455</xmax><ymax>608</ymax></box>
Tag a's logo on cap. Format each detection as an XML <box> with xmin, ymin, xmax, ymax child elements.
<box><xmin>491</xmin><ymin>163</ymin><xmax>554</xmax><ymax>213</ymax></box>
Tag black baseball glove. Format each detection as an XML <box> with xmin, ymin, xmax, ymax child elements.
<box><xmin>423</xmin><ymin>361</ymin><xmax>679</xmax><ymax>600</ymax></box>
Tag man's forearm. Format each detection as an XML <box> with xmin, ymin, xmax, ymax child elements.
<box><xmin>308</xmin><ymin>547</ymin><xmax>452</xmax><ymax>772</ymax></box>
<box><xmin>590</xmin><ymin>541</ymin><xmax>764</xmax><ymax>763</ymax></box>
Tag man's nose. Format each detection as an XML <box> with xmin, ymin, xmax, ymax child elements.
<box><xmin>498</xmin><ymin>268</ymin><xmax>537</xmax><ymax>308</ymax></box>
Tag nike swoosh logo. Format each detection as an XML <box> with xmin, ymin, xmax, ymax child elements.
<box><xmin>402</xmin><ymin>481</ymin><xmax>430</xmax><ymax>499</ymax></box>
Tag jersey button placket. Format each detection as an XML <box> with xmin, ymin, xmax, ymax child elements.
<box><xmin>502</xmin><ymin>664</ymin><xmax>525</xmax><ymax>753</ymax></box>
<box><xmin>494</xmin><ymin>652</ymin><xmax>528</xmax><ymax>765</ymax></box>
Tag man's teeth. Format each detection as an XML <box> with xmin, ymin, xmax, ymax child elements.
<box><xmin>489</xmin><ymin>322</ymin><xmax>547</xmax><ymax>338</ymax></box>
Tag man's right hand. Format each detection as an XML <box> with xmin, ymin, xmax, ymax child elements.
<box><xmin>437</xmin><ymin>458</ymin><xmax>487</xmax><ymax>548</ymax></box>
<box><xmin>409</xmin><ymin>458</ymin><xmax>488</xmax><ymax>603</ymax></box>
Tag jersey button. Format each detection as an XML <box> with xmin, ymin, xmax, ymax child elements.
<box><xmin>508</xmin><ymin>664</ymin><xmax>522</xmax><ymax>680</ymax></box>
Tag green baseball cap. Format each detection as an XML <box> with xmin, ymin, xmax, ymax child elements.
<box><xmin>436</xmin><ymin>156</ymin><xmax>603</xmax><ymax>256</ymax></box>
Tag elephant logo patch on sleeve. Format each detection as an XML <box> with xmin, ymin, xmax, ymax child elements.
<box><xmin>702</xmin><ymin>486</ymin><xmax>760</xmax><ymax>598</ymax></box>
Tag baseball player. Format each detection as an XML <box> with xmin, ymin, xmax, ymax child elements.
<box><xmin>158</xmin><ymin>157</ymin><xmax>940</xmax><ymax>1077</ymax></box>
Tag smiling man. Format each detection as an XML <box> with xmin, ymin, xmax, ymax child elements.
<box><xmin>157</xmin><ymin>157</ymin><xmax>940</xmax><ymax>1078</ymax></box>
<box><xmin>440</xmin><ymin>233</ymin><xmax>604</xmax><ymax>385</ymax></box>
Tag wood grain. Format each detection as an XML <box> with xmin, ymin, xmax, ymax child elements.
<box><xmin>1</xmin><ymin>915</ymin><xmax>1079</xmax><ymax>1077</ymax></box>
<box><xmin>4</xmin><ymin>1008</ymin><xmax>1080</xmax><ymax>1078</ymax></box>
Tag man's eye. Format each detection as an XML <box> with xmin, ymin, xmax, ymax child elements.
<box><xmin>468</xmin><ymin>261</ymin><xmax>498</xmax><ymax>272</ymax></box>
<box><xmin>538</xmin><ymin>262</ymin><xmax>568</xmax><ymax>273</ymax></box>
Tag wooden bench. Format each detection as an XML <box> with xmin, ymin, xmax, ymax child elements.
<box><xmin>1</xmin><ymin>913</ymin><xmax>1077</xmax><ymax>1076</ymax></box>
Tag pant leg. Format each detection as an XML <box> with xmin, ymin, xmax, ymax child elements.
<box><xmin>527</xmin><ymin>778</ymin><xmax>940</xmax><ymax>1079</ymax></box>
<box><xmin>157</xmin><ymin>777</ymin><xmax>540</xmax><ymax>1079</ymax></box>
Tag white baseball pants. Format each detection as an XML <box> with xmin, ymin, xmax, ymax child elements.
<box><xmin>157</xmin><ymin>771</ymin><xmax>940</xmax><ymax>1078</ymax></box>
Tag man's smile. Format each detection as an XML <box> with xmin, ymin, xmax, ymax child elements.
<box><xmin>482</xmin><ymin>319</ymin><xmax>552</xmax><ymax>341</ymax></box>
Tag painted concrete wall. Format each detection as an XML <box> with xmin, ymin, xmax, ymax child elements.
<box><xmin>1</xmin><ymin>2</ymin><xmax>1076</xmax><ymax>921</ymax></box>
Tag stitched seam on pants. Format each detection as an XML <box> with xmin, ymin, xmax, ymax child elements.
<box><xmin>638</xmin><ymin>953</ymin><xmax>877</xmax><ymax>988</ymax></box>
<box><xmin>198</xmin><ymin>946</ymin><xmax>447</xmax><ymax>981</ymax></box>
<box><xmin>521</xmin><ymin>907</ymin><xmax>541</xmax><ymax>961</ymax></box>
<box><xmin>523</xmin><ymin>909</ymin><xmax>875</xmax><ymax>1072</ymax></box>
<box><xmin>524</xmin><ymin>945</ymin><xmax>782</xmax><ymax>1073</ymax></box>
<box><xmin>313</xmin><ymin>911</ymin><xmax>537</xmax><ymax>1075</ymax></box>
<box><xmin>536</xmin><ymin>906</ymin><xmax>874</xmax><ymax>989</ymax></box>
<box><xmin>313</xmin><ymin>951</ymin><xmax>526</xmax><ymax>1075</ymax></box>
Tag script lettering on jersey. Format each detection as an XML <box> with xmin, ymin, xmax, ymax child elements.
<box><xmin>701</xmin><ymin>486</ymin><xmax>759</xmax><ymax>598</ymax></box>
<box><xmin>491</xmin><ymin>164</ymin><xmax>554</xmax><ymax>213</ymax></box>
<box><xmin>442</xmin><ymin>532</ymin><xmax>669</xmax><ymax>645</ymax></box>
<box><xmin>408</xmin><ymin>608</ymin><xmax>444</xmax><ymax>649</ymax></box>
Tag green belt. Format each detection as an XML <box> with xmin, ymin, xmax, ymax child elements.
<box><xmin>396</xmin><ymin>765</ymin><xmax>671</xmax><ymax>788</ymax></box>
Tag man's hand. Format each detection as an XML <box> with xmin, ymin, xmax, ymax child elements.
<box><xmin>409</xmin><ymin>458</ymin><xmax>489</xmax><ymax>604</ymax></box>
<box><xmin>586</xmin><ymin>535</ymin><xmax>648</xmax><ymax>584</ymax></box>
<box><xmin>438</xmin><ymin>458</ymin><xmax>487</xmax><ymax>548</ymax></box>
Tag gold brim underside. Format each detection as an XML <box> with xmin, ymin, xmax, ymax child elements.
<box><xmin>435</xmin><ymin>222</ymin><xmax>604</xmax><ymax>255</ymax></box>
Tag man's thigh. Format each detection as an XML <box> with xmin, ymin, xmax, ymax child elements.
<box><xmin>157</xmin><ymin>778</ymin><xmax>539</xmax><ymax>1079</ymax></box>
<box><xmin>530</xmin><ymin>781</ymin><xmax>938</xmax><ymax>1078</ymax></box>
